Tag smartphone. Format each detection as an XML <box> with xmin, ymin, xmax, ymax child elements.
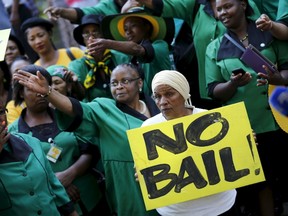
<box><xmin>232</xmin><ymin>68</ymin><xmax>245</xmax><ymax>76</ymax></box>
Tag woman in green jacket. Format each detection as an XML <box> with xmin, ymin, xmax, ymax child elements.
<box><xmin>134</xmin><ymin>0</ymin><xmax>260</xmax><ymax>103</ymax></box>
<box><xmin>0</xmin><ymin>100</ymin><xmax>78</xmax><ymax>216</ymax></box>
<box><xmin>14</xmin><ymin>63</ymin><xmax>160</xmax><ymax>216</ymax></box>
<box><xmin>9</xmin><ymin>65</ymin><xmax>102</xmax><ymax>215</ymax></box>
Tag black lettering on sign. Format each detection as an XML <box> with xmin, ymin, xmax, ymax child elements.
<box><xmin>141</xmin><ymin>156</ymin><xmax>208</xmax><ymax>199</ymax></box>
<box><xmin>186</xmin><ymin>112</ymin><xmax>229</xmax><ymax>147</ymax></box>
<box><xmin>143</xmin><ymin>123</ymin><xmax>187</xmax><ymax>160</ymax></box>
<box><xmin>202</xmin><ymin>150</ymin><xmax>220</xmax><ymax>185</ymax></box>
<box><xmin>246</xmin><ymin>134</ymin><xmax>261</xmax><ymax>175</ymax></box>
<box><xmin>141</xmin><ymin>147</ymin><xmax>251</xmax><ymax>199</ymax></box>
<box><xmin>175</xmin><ymin>156</ymin><xmax>207</xmax><ymax>193</ymax></box>
<box><xmin>220</xmin><ymin>147</ymin><xmax>250</xmax><ymax>181</ymax></box>
<box><xmin>141</xmin><ymin>164</ymin><xmax>177</xmax><ymax>199</ymax></box>
<box><xmin>139</xmin><ymin>112</ymin><xmax>255</xmax><ymax>200</ymax></box>
<box><xmin>143</xmin><ymin>112</ymin><xmax>229</xmax><ymax>161</ymax></box>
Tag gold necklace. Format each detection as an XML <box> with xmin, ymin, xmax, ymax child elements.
<box><xmin>240</xmin><ymin>34</ymin><xmax>248</xmax><ymax>42</ymax></box>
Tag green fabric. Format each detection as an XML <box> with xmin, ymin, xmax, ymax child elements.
<box><xmin>252</xmin><ymin>0</ymin><xmax>288</xmax><ymax>24</ymax></box>
<box><xmin>68</xmin><ymin>50</ymin><xmax>130</xmax><ymax>102</ymax></box>
<box><xmin>193</xmin><ymin>6</ymin><xmax>226</xmax><ymax>99</ymax></box>
<box><xmin>276</xmin><ymin>0</ymin><xmax>288</xmax><ymax>24</ymax></box>
<box><xmin>141</xmin><ymin>40</ymin><xmax>172</xmax><ymax>96</ymax></box>
<box><xmin>46</xmin><ymin>65</ymin><xmax>67</xmax><ymax>79</ymax></box>
<box><xmin>0</xmin><ymin>133</ymin><xmax>70</xmax><ymax>216</ymax></box>
<box><xmin>252</xmin><ymin>0</ymin><xmax>280</xmax><ymax>21</ymax></box>
<box><xmin>8</xmin><ymin>121</ymin><xmax>101</xmax><ymax>215</ymax></box>
<box><xmin>56</xmin><ymin>98</ymin><xmax>159</xmax><ymax>216</ymax></box>
<box><xmin>82</xmin><ymin>0</ymin><xmax>120</xmax><ymax>16</ymax></box>
<box><xmin>205</xmin><ymin>36</ymin><xmax>288</xmax><ymax>134</ymax></box>
<box><xmin>161</xmin><ymin>0</ymin><xmax>260</xmax><ymax>99</ymax></box>
<box><xmin>162</xmin><ymin>0</ymin><xmax>196</xmax><ymax>27</ymax></box>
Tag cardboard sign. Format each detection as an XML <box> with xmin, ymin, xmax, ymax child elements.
<box><xmin>0</xmin><ymin>28</ymin><xmax>11</xmax><ymax>61</ymax></box>
<box><xmin>127</xmin><ymin>102</ymin><xmax>265</xmax><ymax>210</ymax></box>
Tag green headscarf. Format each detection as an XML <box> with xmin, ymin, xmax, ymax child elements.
<box><xmin>46</xmin><ymin>65</ymin><xmax>67</xmax><ymax>79</ymax></box>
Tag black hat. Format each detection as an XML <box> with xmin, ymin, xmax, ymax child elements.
<box><xmin>73</xmin><ymin>14</ymin><xmax>104</xmax><ymax>46</ymax></box>
<box><xmin>9</xmin><ymin>34</ymin><xmax>25</xmax><ymax>55</ymax></box>
<box><xmin>21</xmin><ymin>17</ymin><xmax>54</xmax><ymax>33</ymax></box>
<box><xmin>101</xmin><ymin>7</ymin><xmax>175</xmax><ymax>45</ymax></box>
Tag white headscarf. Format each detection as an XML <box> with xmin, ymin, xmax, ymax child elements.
<box><xmin>151</xmin><ymin>70</ymin><xmax>192</xmax><ymax>107</ymax></box>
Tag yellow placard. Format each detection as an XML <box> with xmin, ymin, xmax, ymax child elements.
<box><xmin>0</xmin><ymin>28</ymin><xmax>11</xmax><ymax>61</ymax></box>
<box><xmin>127</xmin><ymin>102</ymin><xmax>265</xmax><ymax>210</ymax></box>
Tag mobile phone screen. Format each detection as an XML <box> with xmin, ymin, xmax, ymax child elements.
<box><xmin>232</xmin><ymin>68</ymin><xmax>245</xmax><ymax>75</ymax></box>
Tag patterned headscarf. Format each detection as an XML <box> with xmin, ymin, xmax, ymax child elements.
<box><xmin>152</xmin><ymin>70</ymin><xmax>192</xmax><ymax>107</ymax></box>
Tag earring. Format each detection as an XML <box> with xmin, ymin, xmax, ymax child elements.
<box><xmin>139</xmin><ymin>88</ymin><xmax>142</xmax><ymax>92</ymax></box>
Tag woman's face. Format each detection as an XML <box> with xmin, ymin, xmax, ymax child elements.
<box><xmin>82</xmin><ymin>24</ymin><xmax>102</xmax><ymax>47</ymax></box>
<box><xmin>216</xmin><ymin>0</ymin><xmax>246</xmax><ymax>29</ymax></box>
<box><xmin>124</xmin><ymin>17</ymin><xmax>151</xmax><ymax>43</ymax></box>
<box><xmin>22</xmin><ymin>86</ymin><xmax>49</xmax><ymax>112</ymax></box>
<box><xmin>110</xmin><ymin>65</ymin><xmax>142</xmax><ymax>104</ymax></box>
<box><xmin>26</xmin><ymin>26</ymin><xmax>52</xmax><ymax>54</ymax></box>
<box><xmin>5</xmin><ymin>40</ymin><xmax>21</xmax><ymax>66</ymax></box>
<box><xmin>51</xmin><ymin>76</ymin><xmax>69</xmax><ymax>96</ymax></box>
<box><xmin>153</xmin><ymin>84</ymin><xmax>186</xmax><ymax>120</ymax></box>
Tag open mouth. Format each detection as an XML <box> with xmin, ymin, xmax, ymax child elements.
<box><xmin>221</xmin><ymin>17</ymin><xmax>230</xmax><ymax>25</ymax></box>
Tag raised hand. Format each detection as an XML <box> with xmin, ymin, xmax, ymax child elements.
<box><xmin>87</xmin><ymin>38</ymin><xmax>105</xmax><ymax>53</ymax></box>
<box><xmin>121</xmin><ymin>0</ymin><xmax>141</xmax><ymax>13</ymax></box>
<box><xmin>44</xmin><ymin>7</ymin><xmax>62</xmax><ymax>21</ymax></box>
<box><xmin>0</xmin><ymin>120</ymin><xmax>10</xmax><ymax>153</ymax></box>
<box><xmin>13</xmin><ymin>70</ymin><xmax>50</xmax><ymax>95</ymax></box>
<box><xmin>256</xmin><ymin>14</ymin><xmax>273</xmax><ymax>32</ymax></box>
<box><xmin>63</xmin><ymin>69</ymin><xmax>78</xmax><ymax>83</ymax></box>
<box><xmin>256</xmin><ymin>65</ymin><xmax>285</xmax><ymax>87</ymax></box>
<box><xmin>134</xmin><ymin>0</ymin><xmax>154</xmax><ymax>8</ymax></box>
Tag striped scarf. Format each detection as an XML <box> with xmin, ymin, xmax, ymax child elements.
<box><xmin>84</xmin><ymin>49</ymin><xmax>112</xmax><ymax>89</ymax></box>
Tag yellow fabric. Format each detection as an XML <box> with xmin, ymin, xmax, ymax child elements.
<box><xmin>83</xmin><ymin>49</ymin><xmax>112</xmax><ymax>89</ymax></box>
<box><xmin>6</xmin><ymin>100</ymin><xmax>26</xmax><ymax>125</ymax></box>
<box><xmin>268</xmin><ymin>84</ymin><xmax>288</xmax><ymax>133</ymax></box>
<box><xmin>34</xmin><ymin>47</ymin><xmax>84</xmax><ymax>68</ymax></box>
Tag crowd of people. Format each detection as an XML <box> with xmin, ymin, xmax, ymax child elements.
<box><xmin>1</xmin><ymin>0</ymin><xmax>288</xmax><ymax>215</ymax></box>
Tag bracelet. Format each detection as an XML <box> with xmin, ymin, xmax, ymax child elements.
<box><xmin>40</xmin><ymin>86</ymin><xmax>52</xmax><ymax>98</ymax></box>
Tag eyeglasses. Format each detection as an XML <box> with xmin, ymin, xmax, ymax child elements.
<box><xmin>82</xmin><ymin>32</ymin><xmax>102</xmax><ymax>39</ymax></box>
<box><xmin>0</xmin><ymin>109</ymin><xmax>8</xmax><ymax>116</ymax></box>
<box><xmin>110</xmin><ymin>77</ymin><xmax>140</xmax><ymax>87</ymax></box>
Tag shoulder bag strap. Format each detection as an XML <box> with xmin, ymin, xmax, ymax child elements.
<box><xmin>66</xmin><ymin>48</ymin><xmax>76</xmax><ymax>61</ymax></box>
<box><xmin>224</xmin><ymin>33</ymin><xmax>246</xmax><ymax>52</ymax></box>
